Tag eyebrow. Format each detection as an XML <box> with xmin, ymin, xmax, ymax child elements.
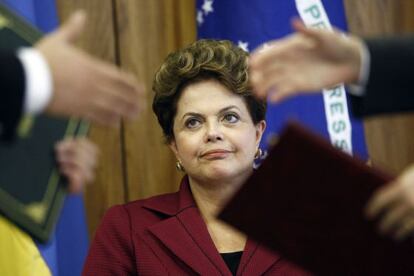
<box><xmin>180</xmin><ymin>105</ymin><xmax>241</xmax><ymax>120</ymax></box>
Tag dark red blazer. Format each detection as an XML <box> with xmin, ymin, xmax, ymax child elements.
<box><xmin>83</xmin><ymin>176</ymin><xmax>311</xmax><ymax>275</ymax></box>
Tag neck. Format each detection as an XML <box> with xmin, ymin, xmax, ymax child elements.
<box><xmin>188</xmin><ymin>173</ymin><xmax>250</xmax><ymax>253</ymax></box>
<box><xmin>188</xmin><ymin>172</ymin><xmax>250</xmax><ymax>221</ymax></box>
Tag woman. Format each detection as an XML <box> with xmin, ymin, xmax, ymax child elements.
<box><xmin>83</xmin><ymin>39</ymin><xmax>310</xmax><ymax>275</ymax></box>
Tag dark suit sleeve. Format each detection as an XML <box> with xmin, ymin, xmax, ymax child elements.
<box><xmin>83</xmin><ymin>205</ymin><xmax>137</xmax><ymax>276</ymax></box>
<box><xmin>0</xmin><ymin>50</ymin><xmax>25</xmax><ymax>141</ymax></box>
<box><xmin>350</xmin><ymin>36</ymin><xmax>414</xmax><ymax>117</ymax></box>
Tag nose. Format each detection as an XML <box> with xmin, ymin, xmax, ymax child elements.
<box><xmin>205</xmin><ymin>121</ymin><xmax>223</xmax><ymax>143</ymax></box>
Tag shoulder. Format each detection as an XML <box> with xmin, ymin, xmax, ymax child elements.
<box><xmin>101</xmin><ymin>191</ymin><xmax>180</xmax><ymax>232</ymax></box>
<box><xmin>124</xmin><ymin>191</ymin><xmax>179</xmax><ymax>214</ymax></box>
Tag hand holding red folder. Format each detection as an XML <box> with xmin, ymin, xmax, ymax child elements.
<box><xmin>219</xmin><ymin>122</ymin><xmax>414</xmax><ymax>276</ymax></box>
<box><xmin>366</xmin><ymin>164</ymin><xmax>414</xmax><ymax>240</ymax></box>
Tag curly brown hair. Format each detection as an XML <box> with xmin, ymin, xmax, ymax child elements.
<box><xmin>152</xmin><ymin>39</ymin><xmax>266</xmax><ymax>142</ymax></box>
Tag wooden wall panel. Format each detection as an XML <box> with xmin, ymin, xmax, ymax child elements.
<box><xmin>344</xmin><ymin>0</ymin><xmax>414</xmax><ymax>175</ymax></box>
<box><xmin>57</xmin><ymin>0</ymin><xmax>196</xmax><ymax>237</ymax></box>
<box><xmin>56</xmin><ymin>0</ymin><xmax>126</xmax><ymax>237</ymax></box>
<box><xmin>115</xmin><ymin>0</ymin><xmax>196</xmax><ymax>201</ymax></box>
<box><xmin>398</xmin><ymin>2</ymin><xmax>414</xmax><ymax>33</ymax></box>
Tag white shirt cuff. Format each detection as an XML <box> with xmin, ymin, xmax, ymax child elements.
<box><xmin>17</xmin><ymin>47</ymin><xmax>53</xmax><ymax>114</ymax></box>
<box><xmin>347</xmin><ymin>42</ymin><xmax>371</xmax><ymax>96</ymax></box>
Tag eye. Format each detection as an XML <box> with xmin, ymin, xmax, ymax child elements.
<box><xmin>223</xmin><ymin>113</ymin><xmax>239</xmax><ymax>124</ymax></box>
<box><xmin>185</xmin><ymin>117</ymin><xmax>202</xmax><ymax>129</ymax></box>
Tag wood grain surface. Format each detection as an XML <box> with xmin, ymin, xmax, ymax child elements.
<box><xmin>56</xmin><ymin>0</ymin><xmax>196</xmax><ymax>238</ymax></box>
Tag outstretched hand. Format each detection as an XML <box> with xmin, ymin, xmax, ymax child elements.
<box><xmin>249</xmin><ymin>18</ymin><xmax>363</xmax><ymax>103</ymax></box>
<box><xmin>36</xmin><ymin>11</ymin><xmax>146</xmax><ymax>126</ymax></box>
<box><xmin>366</xmin><ymin>165</ymin><xmax>414</xmax><ymax>241</ymax></box>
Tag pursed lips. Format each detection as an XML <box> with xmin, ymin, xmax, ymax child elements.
<box><xmin>200</xmin><ymin>149</ymin><xmax>232</xmax><ymax>160</ymax></box>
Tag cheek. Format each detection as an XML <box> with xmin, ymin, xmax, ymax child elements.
<box><xmin>174</xmin><ymin>134</ymin><xmax>201</xmax><ymax>161</ymax></box>
<box><xmin>245</xmin><ymin>140</ymin><xmax>258</xmax><ymax>158</ymax></box>
<box><xmin>233</xmin><ymin>130</ymin><xmax>259</xmax><ymax>157</ymax></box>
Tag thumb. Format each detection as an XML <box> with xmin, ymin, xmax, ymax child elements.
<box><xmin>291</xmin><ymin>17</ymin><xmax>325</xmax><ymax>43</ymax></box>
<box><xmin>55</xmin><ymin>10</ymin><xmax>86</xmax><ymax>43</ymax></box>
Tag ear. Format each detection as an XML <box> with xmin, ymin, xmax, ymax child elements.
<box><xmin>255</xmin><ymin>120</ymin><xmax>266</xmax><ymax>147</ymax></box>
<box><xmin>168</xmin><ymin>139</ymin><xmax>179</xmax><ymax>159</ymax></box>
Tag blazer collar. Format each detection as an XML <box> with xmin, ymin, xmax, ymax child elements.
<box><xmin>143</xmin><ymin>176</ymin><xmax>281</xmax><ymax>275</ymax></box>
<box><xmin>142</xmin><ymin>175</ymin><xmax>195</xmax><ymax>216</ymax></box>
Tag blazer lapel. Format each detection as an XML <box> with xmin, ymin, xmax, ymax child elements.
<box><xmin>177</xmin><ymin>206</ymin><xmax>232</xmax><ymax>275</ymax></box>
<box><xmin>237</xmin><ymin>239</ymin><xmax>281</xmax><ymax>275</ymax></box>
<box><xmin>144</xmin><ymin>177</ymin><xmax>232</xmax><ymax>275</ymax></box>
<box><xmin>148</xmin><ymin>214</ymin><xmax>220</xmax><ymax>275</ymax></box>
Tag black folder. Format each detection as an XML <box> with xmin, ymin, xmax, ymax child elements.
<box><xmin>0</xmin><ymin>4</ymin><xmax>88</xmax><ymax>243</ymax></box>
<box><xmin>219</xmin><ymin>122</ymin><xmax>414</xmax><ymax>275</ymax></box>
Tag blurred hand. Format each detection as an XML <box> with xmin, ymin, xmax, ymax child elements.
<box><xmin>36</xmin><ymin>10</ymin><xmax>145</xmax><ymax>126</ymax></box>
<box><xmin>249</xmin><ymin>18</ymin><xmax>363</xmax><ymax>103</ymax></box>
<box><xmin>55</xmin><ymin>137</ymin><xmax>99</xmax><ymax>194</ymax></box>
<box><xmin>365</xmin><ymin>164</ymin><xmax>414</xmax><ymax>241</ymax></box>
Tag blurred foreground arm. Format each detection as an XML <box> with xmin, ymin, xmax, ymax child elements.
<box><xmin>249</xmin><ymin>19</ymin><xmax>363</xmax><ymax>103</ymax></box>
<box><xmin>250</xmin><ymin>19</ymin><xmax>414</xmax><ymax>117</ymax></box>
<box><xmin>35</xmin><ymin>11</ymin><xmax>145</xmax><ymax>125</ymax></box>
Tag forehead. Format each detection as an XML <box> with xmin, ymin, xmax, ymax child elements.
<box><xmin>176</xmin><ymin>80</ymin><xmax>248</xmax><ymax>114</ymax></box>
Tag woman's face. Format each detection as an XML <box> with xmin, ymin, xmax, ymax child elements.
<box><xmin>169</xmin><ymin>79</ymin><xmax>266</xmax><ymax>183</ymax></box>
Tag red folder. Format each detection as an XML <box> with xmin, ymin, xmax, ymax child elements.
<box><xmin>219</xmin><ymin>122</ymin><xmax>414</xmax><ymax>275</ymax></box>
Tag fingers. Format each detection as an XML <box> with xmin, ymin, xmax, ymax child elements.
<box><xmin>85</xmin><ymin>86</ymin><xmax>136</xmax><ymax>127</ymax></box>
<box><xmin>81</xmin><ymin>60</ymin><xmax>146</xmax><ymax>125</ymax></box>
<box><xmin>250</xmin><ymin>59</ymin><xmax>281</xmax><ymax>100</ymax></box>
<box><xmin>101</xmin><ymin>67</ymin><xmax>146</xmax><ymax>118</ymax></box>
<box><xmin>85</xmin><ymin>109</ymin><xmax>121</xmax><ymax>128</ymax></box>
<box><xmin>250</xmin><ymin>40</ymin><xmax>281</xmax><ymax>71</ymax></box>
<box><xmin>291</xmin><ymin>18</ymin><xmax>307</xmax><ymax>33</ymax></box>
<box><xmin>56</xmin><ymin>138</ymin><xmax>99</xmax><ymax>168</ymax></box>
<box><xmin>55</xmin><ymin>10</ymin><xmax>87</xmax><ymax>43</ymax></box>
<box><xmin>291</xmin><ymin>17</ymin><xmax>331</xmax><ymax>45</ymax></box>
<box><xmin>250</xmin><ymin>32</ymin><xmax>313</xmax><ymax>101</ymax></box>
<box><xmin>55</xmin><ymin>138</ymin><xmax>99</xmax><ymax>194</ymax></box>
<box><xmin>250</xmin><ymin>43</ymin><xmax>286</xmax><ymax>100</ymax></box>
<box><xmin>268</xmin><ymin>84</ymin><xmax>297</xmax><ymax>103</ymax></box>
<box><xmin>291</xmin><ymin>18</ymin><xmax>318</xmax><ymax>39</ymax></box>
<box><xmin>253</xmin><ymin>73</ymin><xmax>294</xmax><ymax>104</ymax></box>
<box><xmin>376</xmin><ymin>203</ymin><xmax>414</xmax><ymax>241</ymax></box>
<box><xmin>365</xmin><ymin>178</ymin><xmax>414</xmax><ymax>241</ymax></box>
<box><xmin>38</xmin><ymin>10</ymin><xmax>146</xmax><ymax>126</ymax></box>
<box><xmin>59</xmin><ymin>166</ymin><xmax>84</xmax><ymax>194</ymax></box>
<box><xmin>365</xmin><ymin>181</ymin><xmax>401</xmax><ymax>219</ymax></box>
<box><xmin>378</xmin><ymin>203</ymin><xmax>410</xmax><ymax>234</ymax></box>
<box><xmin>394</xmin><ymin>219</ymin><xmax>414</xmax><ymax>240</ymax></box>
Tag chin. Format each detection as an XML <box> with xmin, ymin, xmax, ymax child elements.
<box><xmin>203</xmin><ymin>166</ymin><xmax>248</xmax><ymax>182</ymax></box>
